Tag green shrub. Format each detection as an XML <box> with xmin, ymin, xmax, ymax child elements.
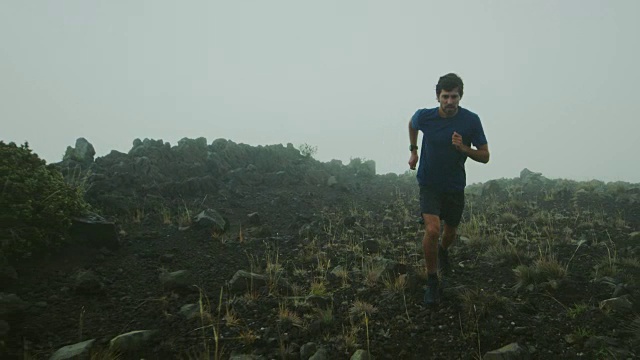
<box><xmin>298</xmin><ymin>143</ymin><xmax>318</xmax><ymax>158</ymax></box>
<box><xmin>0</xmin><ymin>141</ymin><xmax>89</xmax><ymax>258</ymax></box>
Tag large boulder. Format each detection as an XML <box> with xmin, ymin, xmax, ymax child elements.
<box><xmin>68</xmin><ymin>214</ymin><xmax>120</xmax><ymax>250</ymax></box>
<box><xmin>49</xmin><ymin>339</ymin><xmax>96</xmax><ymax>360</ymax></box>
<box><xmin>159</xmin><ymin>270</ymin><xmax>193</xmax><ymax>292</ymax></box>
<box><xmin>63</xmin><ymin>138</ymin><xmax>96</xmax><ymax>164</ymax></box>
<box><xmin>110</xmin><ymin>330</ymin><xmax>158</xmax><ymax>353</ymax></box>
<box><xmin>0</xmin><ymin>293</ymin><xmax>28</xmax><ymax>320</ymax></box>
<box><xmin>519</xmin><ymin>168</ymin><xmax>547</xmax><ymax>195</ymax></box>
<box><xmin>519</xmin><ymin>168</ymin><xmax>542</xmax><ymax>181</ymax></box>
<box><xmin>74</xmin><ymin>270</ymin><xmax>104</xmax><ymax>295</ymax></box>
<box><xmin>483</xmin><ymin>342</ymin><xmax>528</xmax><ymax>360</ymax></box>
<box><xmin>193</xmin><ymin>209</ymin><xmax>229</xmax><ymax>234</ymax></box>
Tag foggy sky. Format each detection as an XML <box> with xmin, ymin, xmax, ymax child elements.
<box><xmin>2</xmin><ymin>0</ymin><xmax>639</xmax><ymax>184</ymax></box>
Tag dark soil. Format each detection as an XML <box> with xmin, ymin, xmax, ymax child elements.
<box><xmin>3</xmin><ymin>171</ymin><xmax>640</xmax><ymax>360</ymax></box>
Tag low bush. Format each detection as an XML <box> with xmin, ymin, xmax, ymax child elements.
<box><xmin>0</xmin><ymin>141</ymin><xmax>89</xmax><ymax>258</ymax></box>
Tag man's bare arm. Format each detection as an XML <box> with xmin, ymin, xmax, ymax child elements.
<box><xmin>409</xmin><ymin>120</ymin><xmax>418</xmax><ymax>151</ymax></box>
<box><xmin>462</xmin><ymin>144</ymin><xmax>490</xmax><ymax>164</ymax></box>
<box><xmin>408</xmin><ymin>120</ymin><xmax>419</xmax><ymax>169</ymax></box>
<box><xmin>452</xmin><ymin>132</ymin><xmax>489</xmax><ymax>164</ymax></box>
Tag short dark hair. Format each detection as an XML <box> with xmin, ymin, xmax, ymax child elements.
<box><xmin>436</xmin><ymin>73</ymin><xmax>464</xmax><ymax>98</ymax></box>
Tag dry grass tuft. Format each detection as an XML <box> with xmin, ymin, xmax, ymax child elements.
<box><xmin>316</xmin><ymin>307</ymin><xmax>334</xmax><ymax>325</ymax></box>
<box><xmin>238</xmin><ymin>328</ymin><xmax>258</xmax><ymax>345</ymax></box>
<box><xmin>342</xmin><ymin>324</ymin><xmax>362</xmax><ymax>351</ymax></box>
<box><xmin>514</xmin><ymin>255</ymin><xmax>567</xmax><ymax>291</ymax></box>
<box><xmin>458</xmin><ymin>287</ymin><xmax>512</xmax><ymax>319</ymax></box>
<box><xmin>278</xmin><ymin>303</ymin><xmax>303</xmax><ymax>327</ymax></box>
<box><xmin>349</xmin><ymin>300</ymin><xmax>378</xmax><ymax>320</ymax></box>
<box><xmin>362</xmin><ymin>261</ymin><xmax>384</xmax><ymax>287</ymax></box>
<box><xmin>309</xmin><ymin>279</ymin><xmax>328</xmax><ymax>296</ymax></box>
<box><xmin>382</xmin><ymin>274</ymin><xmax>407</xmax><ymax>296</ymax></box>
<box><xmin>485</xmin><ymin>242</ymin><xmax>523</xmax><ymax>265</ymax></box>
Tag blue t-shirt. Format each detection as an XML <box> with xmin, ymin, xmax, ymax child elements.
<box><xmin>411</xmin><ymin>107</ymin><xmax>487</xmax><ymax>191</ymax></box>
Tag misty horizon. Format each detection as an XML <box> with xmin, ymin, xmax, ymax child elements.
<box><xmin>2</xmin><ymin>1</ymin><xmax>639</xmax><ymax>185</ymax></box>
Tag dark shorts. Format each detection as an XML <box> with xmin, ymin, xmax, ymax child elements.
<box><xmin>420</xmin><ymin>186</ymin><xmax>465</xmax><ymax>227</ymax></box>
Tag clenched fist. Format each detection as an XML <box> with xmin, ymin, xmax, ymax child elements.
<box><xmin>408</xmin><ymin>153</ymin><xmax>418</xmax><ymax>170</ymax></box>
<box><xmin>452</xmin><ymin>131</ymin><xmax>464</xmax><ymax>152</ymax></box>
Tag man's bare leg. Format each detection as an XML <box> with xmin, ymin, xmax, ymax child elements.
<box><xmin>441</xmin><ymin>223</ymin><xmax>457</xmax><ymax>250</ymax></box>
<box><xmin>422</xmin><ymin>214</ymin><xmax>441</xmax><ymax>304</ymax></box>
<box><xmin>422</xmin><ymin>214</ymin><xmax>441</xmax><ymax>276</ymax></box>
<box><xmin>439</xmin><ymin>222</ymin><xmax>457</xmax><ymax>274</ymax></box>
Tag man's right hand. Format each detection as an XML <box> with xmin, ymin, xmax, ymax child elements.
<box><xmin>408</xmin><ymin>153</ymin><xmax>418</xmax><ymax>170</ymax></box>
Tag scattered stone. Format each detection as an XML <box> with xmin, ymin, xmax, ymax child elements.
<box><xmin>597</xmin><ymin>276</ymin><xmax>618</xmax><ymax>286</ymax></box>
<box><xmin>110</xmin><ymin>330</ymin><xmax>158</xmax><ymax>353</ymax></box>
<box><xmin>248</xmin><ymin>225</ymin><xmax>272</xmax><ymax>238</ymax></box>
<box><xmin>612</xmin><ymin>283</ymin><xmax>630</xmax><ymax>298</ymax></box>
<box><xmin>300</xmin><ymin>342</ymin><xmax>317</xmax><ymax>359</ymax></box>
<box><xmin>350</xmin><ymin>349</ymin><xmax>373</xmax><ymax>360</ymax></box>
<box><xmin>342</xmin><ymin>216</ymin><xmax>357</xmax><ymax>227</ymax></box>
<box><xmin>247</xmin><ymin>212</ymin><xmax>261</xmax><ymax>226</ymax></box>
<box><xmin>179</xmin><ymin>303</ymin><xmax>200</xmax><ymax>321</ymax></box>
<box><xmin>599</xmin><ymin>295</ymin><xmax>633</xmax><ymax>313</ymax></box>
<box><xmin>374</xmin><ymin>257</ymin><xmax>406</xmax><ymax>279</ymax></box>
<box><xmin>229</xmin><ymin>354</ymin><xmax>264</xmax><ymax>360</ymax></box>
<box><xmin>160</xmin><ymin>254</ymin><xmax>175</xmax><ymax>264</ymax></box>
<box><xmin>74</xmin><ymin>270</ymin><xmax>104</xmax><ymax>295</ymax></box>
<box><xmin>159</xmin><ymin>270</ymin><xmax>193</xmax><ymax>292</ymax></box>
<box><xmin>361</xmin><ymin>239</ymin><xmax>380</xmax><ymax>253</ymax></box>
<box><xmin>329</xmin><ymin>265</ymin><xmax>346</xmax><ymax>281</ymax></box>
<box><xmin>309</xmin><ymin>347</ymin><xmax>328</xmax><ymax>360</ymax></box>
<box><xmin>49</xmin><ymin>339</ymin><xmax>96</xmax><ymax>360</ymax></box>
<box><xmin>299</xmin><ymin>224</ymin><xmax>313</xmax><ymax>238</ymax></box>
<box><xmin>564</xmin><ymin>333</ymin><xmax>578</xmax><ymax>344</ymax></box>
<box><xmin>513</xmin><ymin>326</ymin><xmax>528</xmax><ymax>335</ymax></box>
<box><xmin>483</xmin><ymin>342</ymin><xmax>528</xmax><ymax>360</ymax></box>
<box><xmin>228</xmin><ymin>270</ymin><xmax>268</xmax><ymax>294</ymax></box>
<box><xmin>193</xmin><ymin>209</ymin><xmax>228</xmax><ymax>233</ymax></box>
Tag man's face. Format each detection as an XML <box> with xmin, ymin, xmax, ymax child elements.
<box><xmin>438</xmin><ymin>88</ymin><xmax>461</xmax><ymax>116</ymax></box>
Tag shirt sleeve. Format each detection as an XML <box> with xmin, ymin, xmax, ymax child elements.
<box><xmin>410</xmin><ymin>109</ymin><xmax>422</xmax><ymax>130</ymax></box>
<box><xmin>471</xmin><ymin>116</ymin><xmax>488</xmax><ymax>147</ymax></box>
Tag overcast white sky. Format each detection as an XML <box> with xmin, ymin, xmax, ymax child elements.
<box><xmin>2</xmin><ymin>0</ymin><xmax>639</xmax><ymax>184</ymax></box>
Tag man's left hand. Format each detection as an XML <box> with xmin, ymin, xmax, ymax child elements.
<box><xmin>452</xmin><ymin>131</ymin><xmax>467</xmax><ymax>153</ymax></box>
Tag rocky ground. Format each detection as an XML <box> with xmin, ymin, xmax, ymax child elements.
<box><xmin>1</xmin><ymin>138</ymin><xmax>639</xmax><ymax>359</ymax></box>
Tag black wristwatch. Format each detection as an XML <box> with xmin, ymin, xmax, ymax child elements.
<box><xmin>410</xmin><ymin>144</ymin><xmax>418</xmax><ymax>151</ymax></box>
